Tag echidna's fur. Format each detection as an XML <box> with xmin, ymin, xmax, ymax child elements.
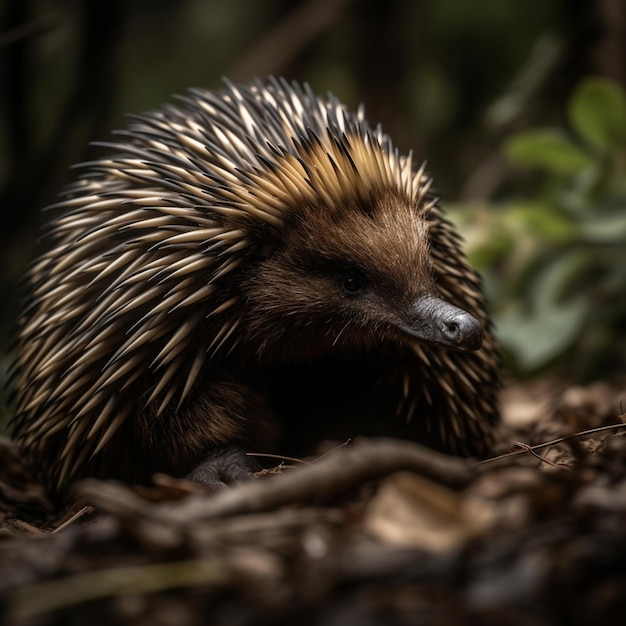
<box><xmin>10</xmin><ymin>77</ymin><xmax>499</xmax><ymax>497</ymax></box>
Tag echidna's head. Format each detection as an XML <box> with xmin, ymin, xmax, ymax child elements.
<box><xmin>244</xmin><ymin>184</ymin><xmax>482</xmax><ymax>360</ymax></box>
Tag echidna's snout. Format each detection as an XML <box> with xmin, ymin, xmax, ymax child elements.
<box><xmin>402</xmin><ymin>295</ymin><xmax>483</xmax><ymax>352</ymax></box>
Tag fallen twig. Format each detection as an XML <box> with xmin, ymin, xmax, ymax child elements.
<box><xmin>76</xmin><ymin>438</ymin><xmax>476</xmax><ymax>526</ymax></box>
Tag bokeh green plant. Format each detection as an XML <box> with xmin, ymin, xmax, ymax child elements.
<box><xmin>450</xmin><ymin>77</ymin><xmax>626</xmax><ymax>379</ymax></box>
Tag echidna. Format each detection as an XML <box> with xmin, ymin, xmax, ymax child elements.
<box><xmin>10</xmin><ymin>77</ymin><xmax>499</xmax><ymax>499</ymax></box>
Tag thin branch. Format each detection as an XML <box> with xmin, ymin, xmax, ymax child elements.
<box><xmin>481</xmin><ymin>422</ymin><xmax>626</xmax><ymax>465</ymax></box>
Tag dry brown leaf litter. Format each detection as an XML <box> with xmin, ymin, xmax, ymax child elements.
<box><xmin>1</xmin><ymin>379</ymin><xmax>625</xmax><ymax>625</ymax></box>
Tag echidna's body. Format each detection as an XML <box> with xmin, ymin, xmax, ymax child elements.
<box><xmin>10</xmin><ymin>77</ymin><xmax>499</xmax><ymax>498</ymax></box>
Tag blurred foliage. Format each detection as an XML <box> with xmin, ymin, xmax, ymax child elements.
<box><xmin>449</xmin><ymin>77</ymin><xmax>626</xmax><ymax>379</ymax></box>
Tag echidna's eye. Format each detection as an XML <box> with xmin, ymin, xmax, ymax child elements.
<box><xmin>341</xmin><ymin>273</ymin><xmax>367</xmax><ymax>297</ymax></box>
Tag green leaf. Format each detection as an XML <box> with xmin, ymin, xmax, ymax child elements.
<box><xmin>505</xmin><ymin>129</ymin><xmax>593</xmax><ymax>174</ymax></box>
<box><xmin>568</xmin><ymin>77</ymin><xmax>626</xmax><ymax>151</ymax></box>
<box><xmin>578</xmin><ymin>210</ymin><xmax>626</xmax><ymax>242</ymax></box>
<box><xmin>507</xmin><ymin>201</ymin><xmax>575</xmax><ymax>241</ymax></box>
<box><xmin>496</xmin><ymin>296</ymin><xmax>588</xmax><ymax>370</ymax></box>
<box><xmin>495</xmin><ymin>252</ymin><xmax>590</xmax><ymax>370</ymax></box>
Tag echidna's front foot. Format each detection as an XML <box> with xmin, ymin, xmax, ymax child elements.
<box><xmin>186</xmin><ymin>446</ymin><xmax>259</xmax><ymax>488</ymax></box>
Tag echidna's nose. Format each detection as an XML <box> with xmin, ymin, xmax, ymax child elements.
<box><xmin>441</xmin><ymin>309</ymin><xmax>483</xmax><ymax>351</ymax></box>
<box><xmin>400</xmin><ymin>295</ymin><xmax>483</xmax><ymax>352</ymax></box>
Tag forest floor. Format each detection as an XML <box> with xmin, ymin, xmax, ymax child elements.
<box><xmin>1</xmin><ymin>377</ymin><xmax>625</xmax><ymax>626</ymax></box>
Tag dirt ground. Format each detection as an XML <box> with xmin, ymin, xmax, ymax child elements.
<box><xmin>1</xmin><ymin>378</ymin><xmax>625</xmax><ymax>625</ymax></box>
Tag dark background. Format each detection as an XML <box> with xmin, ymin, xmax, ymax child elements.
<box><xmin>1</xmin><ymin>0</ymin><xmax>624</xmax><ymax>405</ymax></box>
